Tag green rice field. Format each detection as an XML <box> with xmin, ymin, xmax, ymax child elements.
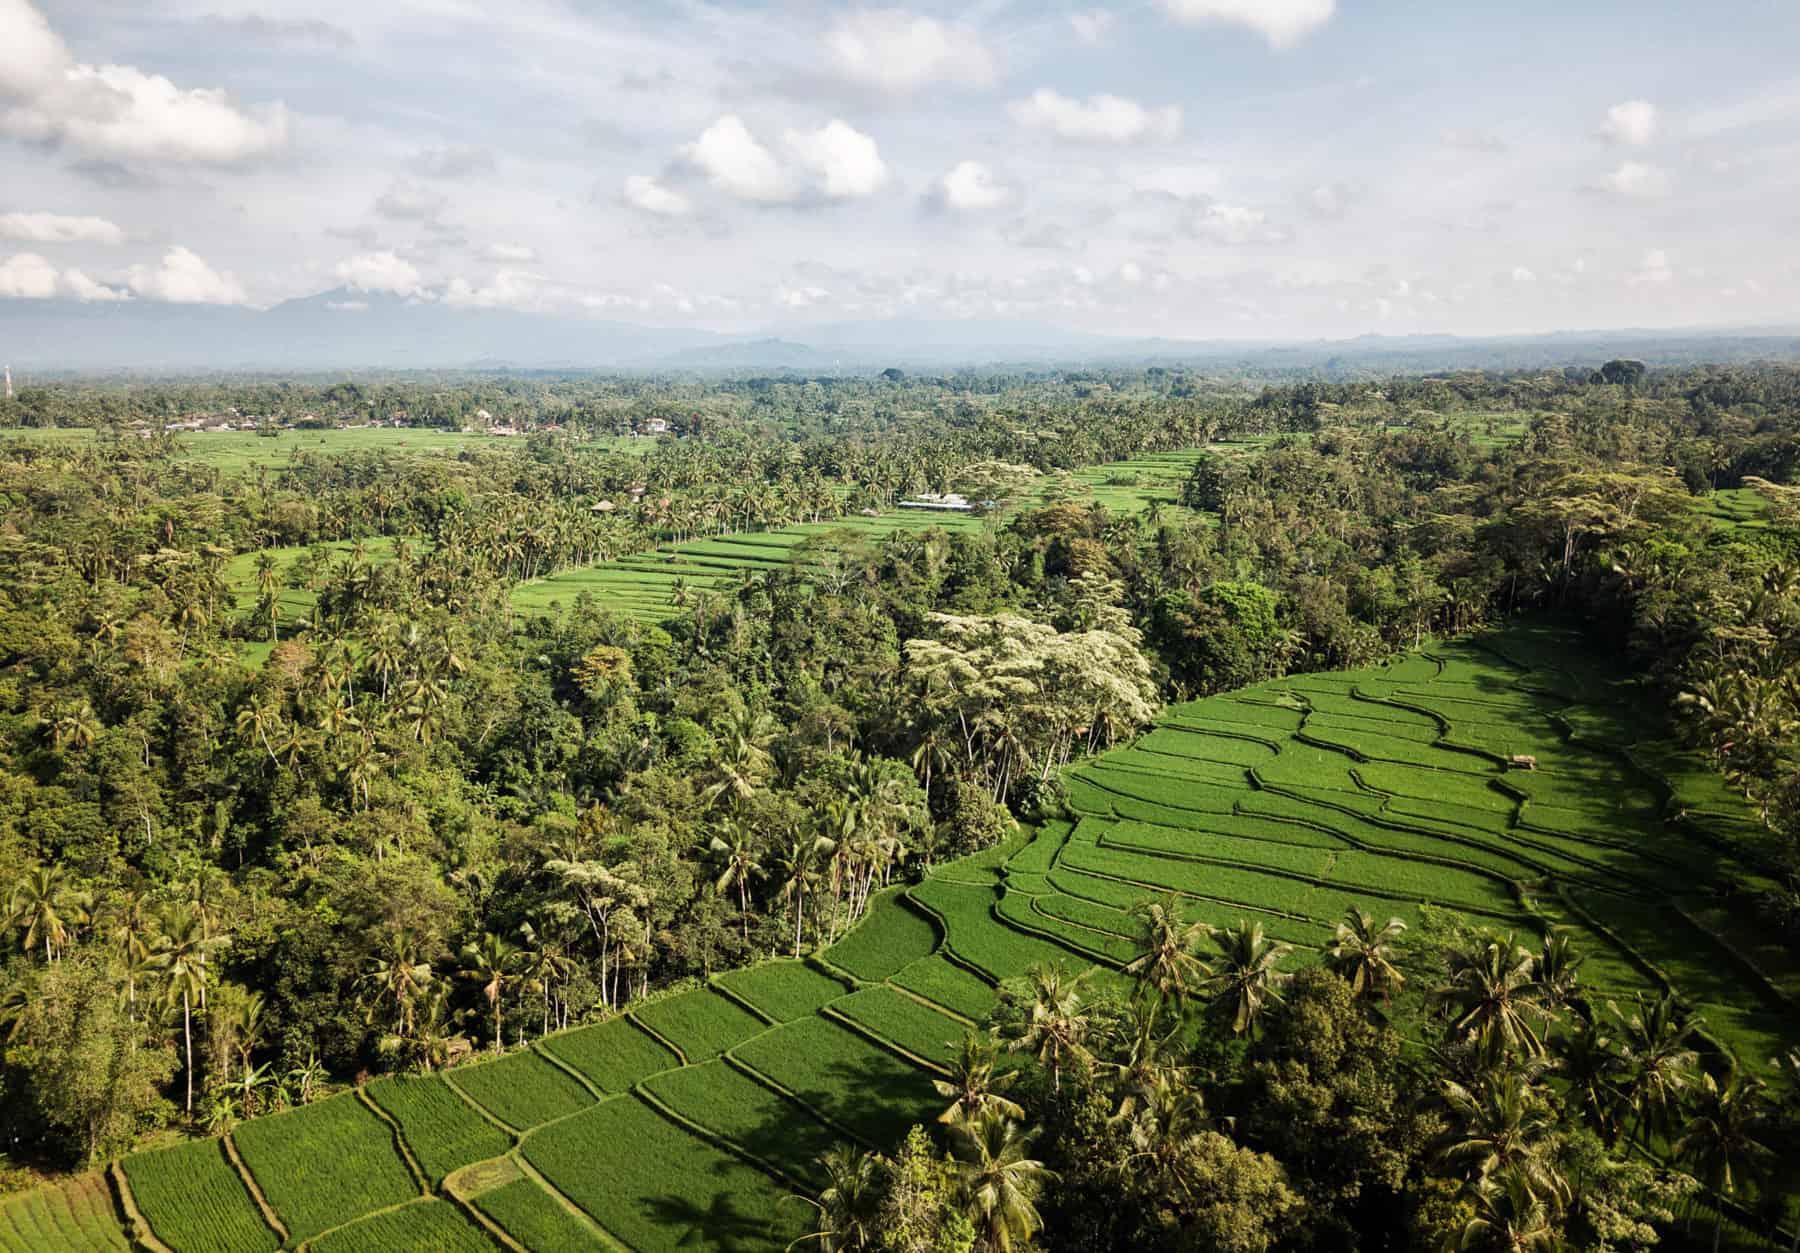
<box><xmin>24</xmin><ymin>620</ymin><xmax>1797</xmax><ymax>1250</ymax></box>
<box><xmin>510</xmin><ymin>446</ymin><xmax>1224</xmax><ymax>623</ymax></box>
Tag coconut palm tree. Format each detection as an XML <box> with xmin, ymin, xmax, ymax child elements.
<box><xmin>709</xmin><ymin>819</ymin><xmax>766</xmax><ymax>943</ymax></box>
<box><xmin>1002</xmin><ymin>962</ymin><xmax>1092</xmax><ymax>1091</ymax></box>
<box><xmin>934</xmin><ymin>1031</ymin><xmax>1024</xmax><ymax>1124</ymax></box>
<box><xmin>8</xmin><ymin>864</ymin><xmax>77</xmax><ymax>962</ymax></box>
<box><xmin>359</xmin><ymin>927</ymin><xmax>434</xmax><ymax>1038</ymax></box>
<box><xmin>1440</xmin><ymin>1064</ymin><xmax>1566</xmax><ymax>1202</ymax></box>
<box><xmin>459</xmin><ymin>931</ymin><xmax>523</xmax><ymax>1054</ymax></box>
<box><xmin>1535</xmin><ymin>930</ymin><xmax>1587</xmax><ymax>1016</ymax></box>
<box><xmin>774</xmin><ymin>833</ymin><xmax>825</xmax><ymax>958</ymax></box>
<box><xmin>1458</xmin><ymin>1164</ymin><xmax>1565</xmax><ymax>1253</ymax></box>
<box><xmin>1555</xmin><ymin>1015</ymin><xmax>1625</xmax><ymax>1145</ymax></box>
<box><xmin>1123</xmin><ymin>894</ymin><xmax>1212</xmax><ymax>1011</ymax></box>
<box><xmin>1434</xmin><ymin>933</ymin><xmax>1550</xmax><ymax>1063</ymax></box>
<box><xmin>150</xmin><ymin>903</ymin><xmax>229</xmax><ymax>1114</ymax></box>
<box><xmin>1103</xmin><ymin>995</ymin><xmax>1188</xmax><ymax>1101</ymax></box>
<box><xmin>787</xmin><ymin>1145</ymin><xmax>883</xmax><ymax>1252</ymax></box>
<box><xmin>1199</xmin><ymin>918</ymin><xmax>1293</xmax><ymax>1039</ymax></box>
<box><xmin>1613</xmin><ymin>992</ymin><xmax>1700</xmax><ymax>1147</ymax></box>
<box><xmin>1675</xmin><ymin>1071</ymin><xmax>1774</xmax><ymax>1253</ymax></box>
<box><xmin>1323</xmin><ymin>908</ymin><xmax>1408</xmax><ymax>1002</ymax></box>
<box><xmin>948</xmin><ymin>1110</ymin><xmax>1056</xmax><ymax>1253</ymax></box>
<box><xmin>1118</xmin><ymin>1072</ymin><xmax>1217</xmax><ymax>1198</ymax></box>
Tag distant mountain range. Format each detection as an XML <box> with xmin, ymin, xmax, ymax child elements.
<box><xmin>2</xmin><ymin>288</ymin><xmax>1796</xmax><ymax>375</ymax></box>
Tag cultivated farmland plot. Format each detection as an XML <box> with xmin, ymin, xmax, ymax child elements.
<box><xmin>120</xmin><ymin>1137</ymin><xmax>275</xmax><ymax>1252</ymax></box>
<box><xmin>0</xmin><ymin>1173</ymin><xmax>131</xmax><ymax>1253</ymax></box>
<box><xmin>71</xmin><ymin>621</ymin><xmax>1798</xmax><ymax>1252</ymax></box>
<box><xmin>230</xmin><ymin>1092</ymin><xmax>420</xmax><ymax>1244</ymax></box>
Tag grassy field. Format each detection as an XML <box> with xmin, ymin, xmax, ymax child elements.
<box><xmin>23</xmin><ymin>621</ymin><xmax>1796</xmax><ymax>1251</ymax></box>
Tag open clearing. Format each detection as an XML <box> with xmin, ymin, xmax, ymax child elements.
<box><xmin>29</xmin><ymin>620</ymin><xmax>1795</xmax><ymax>1251</ymax></box>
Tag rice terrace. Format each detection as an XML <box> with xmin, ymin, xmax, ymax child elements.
<box><xmin>4</xmin><ymin>620</ymin><xmax>1793</xmax><ymax>1251</ymax></box>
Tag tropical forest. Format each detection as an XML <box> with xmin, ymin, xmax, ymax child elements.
<box><xmin>0</xmin><ymin>363</ymin><xmax>1798</xmax><ymax>1253</ymax></box>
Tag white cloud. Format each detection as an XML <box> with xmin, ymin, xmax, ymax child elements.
<box><xmin>334</xmin><ymin>251</ymin><xmax>423</xmax><ymax>296</ymax></box>
<box><xmin>127</xmin><ymin>246</ymin><xmax>247</xmax><ymax>304</ymax></box>
<box><xmin>1009</xmin><ymin>89</ymin><xmax>1180</xmax><ymax>143</ymax></box>
<box><xmin>0</xmin><ymin>211</ymin><xmax>124</xmax><ymax>245</ymax></box>
<box><xmin>1600</xmin><ymin>160</ymin><xmax>1670</xmax><ymax>198</ymax></box>
<box><xmin>325</xmin><ymin>299</ymin><xmax>367</xmax><ymax>312</ymax></box>
<box><xmin>775</xmin><ymin>284</ymin><xmax>830</xmax><ymax>309</ymax></box>
<box><xmin>1185</xmin><ymin>200</ymin><xmax>1279</xmax><ymax>244</ymax></box>
<box><xmin>0</xmin><ymin>250</ymin><xmax>129</xmax><ymax>300</ymax></box>
<box><xmin>61</xmin><ymin>268</ymin><xmax>128</xmax><ymax>301</ymax></box>
<box><xmin>1599</xmin><ymin>99</ymin><xmax>1657</xmax><ymax>146</ymax></box>
<box><xmin>1510</xmin><ymin>266</ymin><xmax>1537</xmax><ymax>283</ymax></box>
<box><xmin>409</xmin><ymin>145</ymin><xmax>496</xmax><ymax>179</ymax></box>
<box><xmin>783</xmin><ymin>120</ymin><xmax>888</xmax><ymax>199</ymax></box>
<box><xmin>0</xmin><ymin>0</ymin><xmax>72</xmax><ymax>99</ymax></box>
<box><xmin>482</xmin><ymin>242</ymin><xmax>537</xmax><ymax>264</ymax></box>
<box><xmin>1158</xmin><ymin>0</ymin><xmax>1335</xmax><ymax>48</ymax></box>
<box><xmin>0</xmin><ymin>3</ymin><xmax>287</xmax><ymax>165</ymax></box>
<box><xmin>1630</xmin><ymin>249</ymin><xmax>1673</xmax><ymax>284</ymax></box>
<box><xmin>935</xmin><ymin>160</ymin><xmax>1008</xmax><ymax>211</ymax></box>
<box><xmin>0</xmin><ymin>251</ymin><xmax>58</xmax><ymax>298</ymax></box>
<box><xmin>824</xmin><ymin>10</ymin><xmax>996</xmax><ymax>94</ymax></box>
<box><xmin>1304</xmin><ymin>182</ymin><xmax>1354</xmax><ymax>220</ymax></box>
<box><xmin>682</xmin><ymin>115</ymin><xmax>794</xmax><ymax>203</ymax></box>
<box><xmin>621</xmin><ymin>174</ymin><xmax>694</xmax><ymax>217</ymax></box>
<box><xmin>374</xmin><ymin>179</ymin><xmax>449</xmax><ymax>221</ymax></box>
<box><xmin>1069</xmin><ymin>10</ymin><xmax>1114</xmax><ymax>43</ymax></box>
<box><xmin>443</xmin><ymin>269</ymin><xmax>542</xmax><ymax>310</ymax></box>
<box><xmin>1134</xmin><ymin>166</ymin><xmax>1222</xmax><ymax>198</ymax></box>
<box><xmin>1118</xmin><ymin>260</ymin><xmax>1144</xmax><ymax>283</ymax></box>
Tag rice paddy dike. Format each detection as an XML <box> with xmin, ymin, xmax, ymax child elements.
<box><xmin>8</xmin><ymin>619</ymin><xmax>1794</xmax><ymax>1252</ymax></box>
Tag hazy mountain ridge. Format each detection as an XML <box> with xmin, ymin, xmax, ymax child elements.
<box><xmin>2</xmin><ymin>289</ymin><xmax>1797</xmax><ymax>374</ymax></box>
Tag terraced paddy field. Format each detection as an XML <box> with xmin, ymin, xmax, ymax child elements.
<box><xmin>512</xmin><ymin>446</ymin><xmax>1224</xmax><ymax>622</ymax></box>
<box><xmin>18</xmin><ymin>620</ymin><xmax>1796</xmax><ymax>1251</ymax></box>
<box><xmin>1694</xmin><ymin>485</ymin><xmax>1774</xmax><ymax>531</ymax></box>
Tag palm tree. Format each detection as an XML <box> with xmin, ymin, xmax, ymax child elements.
<box><xmin>1440</xmin><ymin>1065</ymin><xmax>1566</xmax><ymax>1202</ymax></box>
<box><xmin>934</xmin><ymin>1031</ymin><xmax>1024</xmax><ymax>1124</ymax></box>
<box><xmin>787</xmin><ymin>1145</ymin><xmax>883</xmax><ymax>1252</ymax></box>
<box><xmin>1118</xmin><ymin>1073</ymin><xmax>1216</xmax><ymax>1198</ymax></box>
<box><xmin>1555</xmin><ymin>1015</ymin><xmax>1625</xmax><ymax>1145</ymax></box>
<box><xmin>709</xmin><ymin>819</ymin><xmax>766</xmax><ymax>943</ymax></box>
<box><xmin>1434</xmin><ymin>933</ymin><xmax>1549</xmax><ymax>1063</ymax></box>
<box><xmin>150</xmin><ymin>903</ymin><xmax>230</xmax><ymax>1114</ymax></box>
<box><xmin>359</xmin><ymin>927</ymin><xmax>434</xmax><ymax>1037</ymax></box>
<box><xmin>8</xmin><ymin>864</ymin><xmax>76</xmax><ymax>962</ymax></box>
<box><xmin>774</xmin><ymin>834</ymin><xmax>825</xmax><ymax>958</ymax></box>
<box><xmin>1613</xmin><ymin>992</ymin><xmax>1700</xmax><ymax>1146</ymax></box>
<box><xmin>1198</xmin><ymin>918</ymin><xmax>1293</xmax><ymax>1039</ymax></box>
<box><xmin>1002</xmin><ymin>962</ymin><xmax>1092</xmax><ymax>1091</ymax></box>
<box><xmin>1323</xmin><ymin>908</ymin><xmax>1408</xmax><ymax>1002</ymax></box>
<box><xmin>1122</xmin><ymin>894</ymin><xmax>1212</xmax><ymax>1011</ymax></box>
<box><xmin>1535</xmin><ymin>930</ymin><xmax>1586</xmax><ymax>1016</ymax></box>
<box><xmin>949</xmin><ymin>1110</ymin><xmax>1056</xmax><ymax>1253</ymax></box>
<box><xmin>1458</xmin><ymin>1165</ymin><xmax>1565</xmax><ymax>1253</ymax></box>
<box><xmin>459</xmin><ymin>931</ymin><xmax>522</xmax><ymax>1054</ymax></box>
<box><xmin>1675</xmin><ymin>1072</ymin><xmax>1774</xmax><ymax>1253</ymax></box>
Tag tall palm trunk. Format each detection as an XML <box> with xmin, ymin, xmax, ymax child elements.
<box><xmin>183</xmin><ymin>989</ymin><xmax>194</xmax><ymax>1114</ymax></box>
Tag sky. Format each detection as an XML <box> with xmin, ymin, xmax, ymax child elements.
<box><xmin>0</xmin><ymin>0</ymin><xmax>1796</xmax><ymax>340</ymax></box>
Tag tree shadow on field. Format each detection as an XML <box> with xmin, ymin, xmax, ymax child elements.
<box><xmin>642</xmin><ymin>1189</ymin><xmax>775</xmax><ymax>1251</ymax></box>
